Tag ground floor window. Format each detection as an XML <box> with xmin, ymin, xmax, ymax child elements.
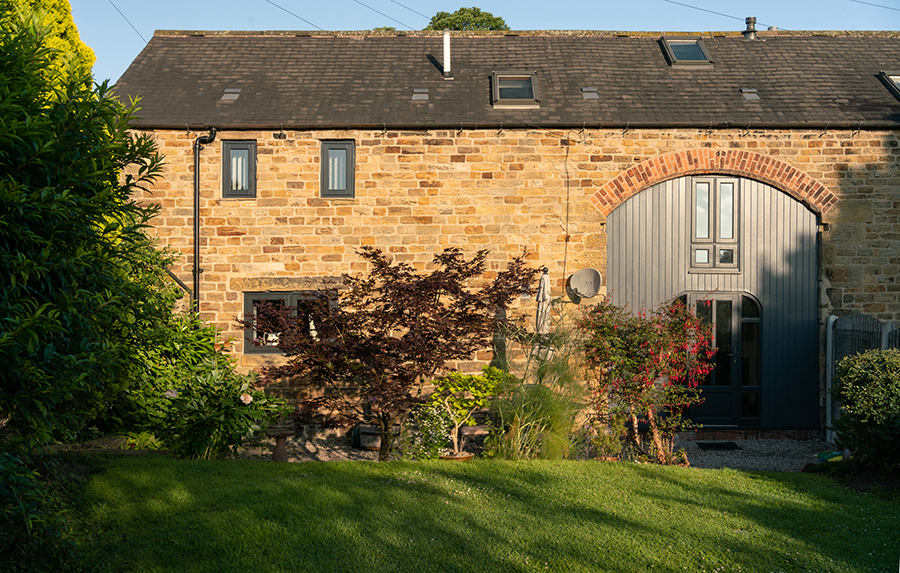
<box><xmin>243</xmin><ymin>291</ymin><xmax>328</xmax><ymax>354</ymax></box>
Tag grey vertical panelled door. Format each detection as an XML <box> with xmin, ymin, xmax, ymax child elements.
<box><xmin>606</xmin><ymin>176</ymin><xmax>819</xmax><ymax>429</ymax></box>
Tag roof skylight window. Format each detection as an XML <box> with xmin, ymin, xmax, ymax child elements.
<box><xmin>581</xmin><ymin>87</ymin><xmax>599</xmax><ymax>100</ymax></box>
<box><xmin>741</xmin><ymin>88</ymin><xmax>761</xmax><ymax>101</ymax></box>
<box><xmin>661</xmin><ymin>37</ymin><xmax>713</xmax><ymax>69</ymax></box>
<box><xmin>492</xmin><ymin>71</ymin><xmax>540</xmax><ymax>109</ymax></box>
<box><xmin>878</xmin><ymin>71</ymin><xmax>900</xmax><ymax>101</ymax></box>
<box><xmin>220</xmin><ymin>88</ymin><xmax>241</xmax><ymax>102</ymax></box>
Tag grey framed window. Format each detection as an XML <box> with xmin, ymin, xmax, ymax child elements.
<box><xmin>321</xmin><ymin>140</ymin><xmax>355</xmax><ymax>199</ymax></box>
<box><xmin>222</xmin><ymin>140</ymin><xmax>256</xmax><ymax>198</ymax></box>
<box><xmin>492</xmin><ymin>71</ymin><xmax>540</xmax><ymax>109</ymax></box>
<box><xmin>243</xmin><ymin>291</ymin><xmax>329</xmax><ymax>354</ymax></box>
<box><xmin>691</xmin><ymin>178</ymin><xmax>739</xmax><ymax>271</ymax></box>
<box><xmin>878</xmin><ymin>70</ymin><xmax>900</xmax><ymax>101</ymax></box>
<box><xmin>661</xmin><ymin>37</ymin><xmax>714</xmax><ymax>68</ymax></box>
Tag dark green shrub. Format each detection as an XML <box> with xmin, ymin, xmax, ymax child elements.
<box><xmin>0</xmin><ymin>453</ymin><xmax>75</xmax><ymax>573</ymax></box>
<box><xmin>94</xmin><ymin>314</ymin><xmax>234</xmax><ymax>437</ymax></box>
<box><xmin>0</xmin><ymin>6</ymin><xmax>171</xmax><ymax>569</ymax></box>
<box><xmin>834</xmin><ymin>349</ymin><xmax>900</xmax><ymax>472</ymax></box>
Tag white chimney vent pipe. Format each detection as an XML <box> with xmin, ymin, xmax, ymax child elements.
<box><xmin>443</xmin><ymin>29</ymin><xmax>452</xmax><ymax>79</ymax></box>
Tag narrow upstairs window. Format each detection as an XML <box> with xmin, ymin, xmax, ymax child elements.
<box><xmin>691</xmin><ymin>178</ymin><xmax>739</xmax><ymax>271</ymax></box>
<box><xmin>321</xmin><ymin>140</ymin><xmax>355</xmax><ymax>199</ymax></box>
<box><xmin>222</xmin><ymin>141</ymin><xmax>256</xmax><ymax>198</ymax></box>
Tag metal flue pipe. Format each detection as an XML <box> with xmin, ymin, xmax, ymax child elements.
<box><xmin>192</xmin><ymin>127</ymin><xmax>216</xmax><ymax>314</ymax></box>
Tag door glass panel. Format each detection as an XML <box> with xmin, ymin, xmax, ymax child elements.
<box><xmin>719</xmin><ymin>182</ymin><xmax>734</xmax><ymax>240</ymax></box>
<box><xmin>741</xmin><ymin>322</ymin><xmax>760</xmax><ymax>387</ymax></box>
<box><xmin>742</xmin><ymin>295</ymin><xmax>759</xmax><ymax>318</ymax></box>
<box><xmin>696</xmin><ymin>300</ymin><xmax>712</xmax><ymax>326</ymax></box>
<box><xmin>696</xmin><ymin>300</ymin><xmax>714</xmax><ymax>385</ymax></box>
<box><xmin>695</xmin><ymin>182</ymin><xmax>710</xmax><ymax>239</ymax></box>
<box><xmin>741</xmin><ymin>392</ymin><xmax>759</xmax><ymax>418</ymax></box>
<box><xmin>695</xmin><ymin>248</ymin><xmax>709</xmax><ymax>264</ymax></box>
<box><xmin>718</xmin><ymin>248</ymin><xmax>734</xmax><ymax>264</ymax></box>
<box><xmin>715</xmin><ymin>300</ymin><xmax>732</xmax><ymax>386</ymax></box>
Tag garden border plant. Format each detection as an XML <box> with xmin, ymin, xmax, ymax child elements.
<box><xmin>485</xmin><ymin>298</ymin><xmax>588</xmax><ymax>460</ymax></box>
<box><xmin>577</xmin><ymin>296</ymin><xmax>714</xmax><ymax>465</ymax></box>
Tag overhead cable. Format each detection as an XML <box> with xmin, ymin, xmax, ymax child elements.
<box><xmin>661</xmin><ymin>0</ymin><xmax>777</xmax><ymax>30</ymax></box>
<box><xmin>264</xmin><ymin>0</ymin><xmax>326</xmax><ymax>30</ymax></box>
<box><xmin>107</xmin><ymin>0</ymin><xmax>147</xmax><ymax>43</ymax></box>
<box><xmin>350</xmin><ymin>0</ymin><xmax>414</xmax><ymax>29</ymax></box>
<box><xmin>849</xmin><ymin>0</ymin><xmax>900</xmax><ymax>12</ymax></box>
<box><xmin>388</xmin><ymin>0</ymin><xmax>430</xmax><ymax>20</ymax></box>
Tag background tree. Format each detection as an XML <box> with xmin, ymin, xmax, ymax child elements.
<box><xmin>6</xmin><ymin>0</ymin><xmax>95</xmax><ymax>76</ymax></box>
<box><xmin>425</xmin><ymin>7</ymin><xmax>509</xmax><ymax>31</ymax></box>
<box><xmin>247</xmin><ymin>247</ymin><xmax>535</xmax><ymax>461</ymax></box>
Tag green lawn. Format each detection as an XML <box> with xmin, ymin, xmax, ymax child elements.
<box><xmin>72</xmin><ymin>456</ymin><xmax>897</xmax><ymax>573</ymax></box>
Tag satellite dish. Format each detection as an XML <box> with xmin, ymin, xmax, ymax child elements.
<box><xmin>567</xmin><ymin>268</ymin><xmax>602</xmax><ymax>299</ymax></box>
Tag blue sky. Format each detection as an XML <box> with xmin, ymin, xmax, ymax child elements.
<box><xmin>70</xmin><ymin>0</ymin><xmax>900</xmax><ymax>83</ymax></box>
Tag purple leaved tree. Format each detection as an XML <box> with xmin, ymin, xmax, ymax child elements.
<box><xmin>241</xmin><ymin>247</ymin><xmax>536</xmax><ymax>460</ymax></box>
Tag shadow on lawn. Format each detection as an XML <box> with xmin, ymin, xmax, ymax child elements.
<box><xmin>622</xmin><ymin>463</ymin><xmax>895</xmax><ymax>571</ymax></box>
<box><xmin>77</xmin><ymin>458</ymin><xmax>896</xmax><ymax>573</ymax></box>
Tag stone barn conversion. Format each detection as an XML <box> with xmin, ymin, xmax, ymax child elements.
<box><xmin>115</xmin><ymin>23</ymin><xmax>900</xmax><ymax>434</ymax></box>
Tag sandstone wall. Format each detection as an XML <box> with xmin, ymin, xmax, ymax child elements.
<box><xmin>135</xmin><ymin>127</ymin><xmax>900</xmax><ymax>369</ymax></box>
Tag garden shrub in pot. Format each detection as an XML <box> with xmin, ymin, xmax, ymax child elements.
<box><xmin>427</xmin><ymin>367</ymin><xmax>508</xmax><ymax>457</ymax></box>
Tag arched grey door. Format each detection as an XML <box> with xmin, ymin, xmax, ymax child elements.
<box><xmin>607</xmin><ymin>176</ymin><xmax>818</xmax><ymax>429</ymax></box>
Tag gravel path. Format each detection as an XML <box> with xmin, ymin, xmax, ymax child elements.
<box><xmin>677</xmin><ymin>438</ymin><xmax>828</xmax><ymax>472</ymax></box>
<box><xmin>237</xmin><ymin>429</ymin><xmax>829</xmax><ymax>472</ymax></box>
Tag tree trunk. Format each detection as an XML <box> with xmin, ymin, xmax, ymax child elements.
<box><xmin>629</xmin><ymin>405</ymin><xmax>641</xmax><ymax>449</ymax></box>
<box><xmin>646</xmin><ymin>407</ymin><xmax>668</xmax><ymax>464</ymax></box>
<box><xmin>377</xmin><ymin>415</ymin><xmax>392</xmax><ymax>462</ymax></box>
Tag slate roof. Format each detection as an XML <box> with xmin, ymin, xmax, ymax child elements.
<box><xmin>115</xmin><ymin>30</ymin><xmax>900</xmax><ymax>130</ymax></box>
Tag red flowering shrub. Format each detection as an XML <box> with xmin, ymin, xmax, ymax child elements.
<box><xmin>577</xmin><ymin>297</ymin><xmax>714</xmax><ymax>464</ymax></box>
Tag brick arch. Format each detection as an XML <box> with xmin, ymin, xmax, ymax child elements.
<box><xmin>590</xmin><ymin>149</ymin><xmax>836</xmax><ymax>217</ymax></box>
